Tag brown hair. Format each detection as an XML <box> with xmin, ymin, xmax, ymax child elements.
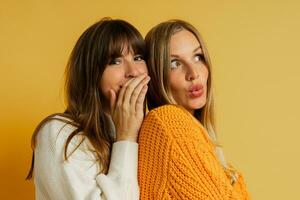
<box><xmin>26</xmin><ymin>17</ymin><xmax>145</xmax><ymax>179</ymax></box>
<box><xmin>145</xmin><ymin>19</ymin><xmax>238</xmax><ymax>183</ymax></box>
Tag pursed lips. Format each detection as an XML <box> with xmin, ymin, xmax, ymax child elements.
<box><xmin>187</xmin><ymin>83</ymin><xmax>204</xmax><ymax>98</ymax></box>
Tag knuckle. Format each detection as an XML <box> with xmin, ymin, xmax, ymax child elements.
<box><xmin>132</xmin><ymin>90</ymin><xmax>139</xmax><ymax>97</ymax></box>
<box><xmin>127</xmin><ymin>85</ymin><xmax>134</xmax><ymax>91</ymax></box>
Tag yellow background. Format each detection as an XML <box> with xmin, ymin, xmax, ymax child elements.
<box><xmin>1</xmin><ymin>0</ymin><xmax>299</xmax><ymax>199</ymax></box>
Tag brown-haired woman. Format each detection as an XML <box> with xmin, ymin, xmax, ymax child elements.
<box><xmin>138</xmin><ymin>20</ymin><xmax>250</xmax><ymax>199</ymax></box>
<box><xmin>26</xmin><ymin>18</ymin><xmax>150</xmax><ymax>200</ymax></box>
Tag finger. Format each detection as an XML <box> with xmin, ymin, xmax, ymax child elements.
<box><xmin>123</xmin><ymin>74</ymin><xmax>147</xmax><ymax>107</ymax></box>
<box><xmin>130</xmin><ymin>76</ymin><xmax>150</xmax><ymax>107</ymax></box>
<box><xmin>116</xmin><ymin>78</ymin><xmax>135</xmax><ymax>108</ymax></box>
<box><xmin>109</xmin><ymin>89</ymin><xmax>117</xmax><ymax>115</ymax></box>
<box><xmin>135</xmin><ymin>84</ymin><xmax>148</xmax><ymax>113</ymax></box>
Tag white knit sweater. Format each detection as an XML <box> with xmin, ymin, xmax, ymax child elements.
<box><xmin>33</xmin><ymin>116</ymin><xmax>139</xmax><ymax>200</ymax></box>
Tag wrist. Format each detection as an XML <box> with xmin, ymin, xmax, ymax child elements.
<box><xmin>116</xmin><ymin>135</ymin><xmax>137</xmax><ymax>142</ymax></box>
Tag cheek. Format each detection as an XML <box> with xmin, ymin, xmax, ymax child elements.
<box><xmin>100</xmin><ymin>67</ymin><xmax>124</xmax><ymax>98</ymax></box>
<box><xmin>170</xmin><ymin>80</ymin><xmax>180</xmax><ymax>92</ymax></box>
<box><xmin>201</xmin><ymin>66</ymin><xmax>209</xmax><ymax>85</ymax></box>
<box><xmin>139</xmin><ymin>62</ymin><xmax>148</xmax><ymax>74</ymax></box>
<box><xmin>169</xmin><ymin>72</ymin><xmax>178</xmax><ymax>91</ymax></box>
<box><xmin>169</xmin><ymin>72</ymin><xmax>185</xmax><ymax>97</ymax></box>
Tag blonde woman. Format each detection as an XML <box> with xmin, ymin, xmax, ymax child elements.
<box><xmin>138</xmin><ymin>20</ymin><xmax>250</xmax><ymax>199</ymax></box>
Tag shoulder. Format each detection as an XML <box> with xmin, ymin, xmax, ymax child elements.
<box><xmin>145</xmin><ymin>104</ymin><xmax>196</xmax><ymax>129</ymax></box>
<box><xmin>142</xmin><ymin>105</ymin><xmax>203</xmax><ymax>139</ymax></box>
<box><xmin>148</xmin><ymin>104</ymin><xmax>189</xmax><ymax>116</ymax></box>
<box><xmin>35</xmin><ymin>115</ymin><xmax>97</xmax><ymax>163</ymax></box>
<box><xmin>36</xmin><ymin>116</ymin><xmax>77</xmax><ymax>143</ymax></box>
<box><xmin>146</xmin><ymin>104</ymin><xmax>190</xmax><ymax>121</ymax></box>
<box><xmin>35</xmin><ymin>116</ymin><xmax>89</xmax><ymax>154</ymax></box>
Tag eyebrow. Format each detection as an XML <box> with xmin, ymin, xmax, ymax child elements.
<box><xmin>193</xmin><ymin>46</ymin><xmax>202</xmax><ymax>53</ymax></box>
<box><xmin>170</xmin><ymin>45</ymin><xmax>203</xmax><ymax>58</ymax></box>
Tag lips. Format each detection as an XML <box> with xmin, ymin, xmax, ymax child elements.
<box><xmin>188</xmin><ymin>84</ymin><xmax>204</xmax><ymax>98</ymax></box>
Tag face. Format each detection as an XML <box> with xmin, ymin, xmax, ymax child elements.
<box><xmin>168</xmin><ymin>29</ymin><xmax>209</xmax><ymax>114</ymax></box>
<box><xmin>100</xmin><ymin>47</ymin><xmax>148</xmax><ymax>104</ymax></box>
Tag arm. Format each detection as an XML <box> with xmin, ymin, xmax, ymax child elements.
<box><xmin>138</xmin><ymin>110</ymin><xmax>174</xmax><ymax>200</ymax></box>
<box><xmin>97</xmin><ymin>141</ymin><xmax>139</xmax><ymax>200</ymax></box>
<box><xmin>34</xmin><ymin>120</ymin><xmax>139</xmax><ymax>200</ymax></box>
<box><xmin>138</xmin><ymin>105</ymin><xmax>232</xmax><ymax>200</ymax></box>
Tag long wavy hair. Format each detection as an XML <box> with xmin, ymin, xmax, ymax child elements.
<box><xmin>145</xmin><ymin>19</ymin><xmax>238</xmax><ymax>183</ymax></box>
<box><xmin>26</xmin><ymin>18</ymin><xmax>145</xmax><ymax>179</ymax></box>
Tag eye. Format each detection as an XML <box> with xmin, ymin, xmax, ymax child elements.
<box><xmin>134</xmin><ymin>55</ymin><xmax>144</xmax><ymax>62</ymax></box>
<box><xmin>194</xmin><ymin>54</ymin><xmax>205</xmax><ymax>62</ymax></box>
<box><xmin>170</xmin><ymin>59</ymin><xmax>182</xmax><ymax>69</ymax></box>
<box><xmin>108</xmin><ymin>57</ymin><xmax>122</xmax><ymax>65</ymax></box>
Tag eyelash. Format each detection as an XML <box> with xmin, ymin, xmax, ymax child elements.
<box><xmin>170</xmin><ymin>54</ymin><xmax>205</xmax><ymax>69</ymax></box>
<box><xmin>108</xmin><ymin>58</ymin><xmax>121</xmax><ymax>65</ymax></box>
<box><xmin>170</xmin><ymin>59</ymin><xmax>181</xmax><ymax>69</ymax></box>
<box><xmin>108</xmin><ymin>55</ymin><xmax>144</xmax><ymax>65</ymax></box>
<box><xmin>134</xmin><ymin>55</ymin><xmax>144</xmax><ymax>61</ymax></box>
<box><xmin>195</xmin><ymin>54</ymin><xmax>205</xmax><ymax>62</ymax></box>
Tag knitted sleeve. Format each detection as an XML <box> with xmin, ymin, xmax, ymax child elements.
<box><xmin>138</xmin><ymin>105</ymin><xmax>234</xmax><ymax>200</ymax></box>
<box><xmin>138</xmin><ymin>108</ymin><xmax>174</xmax><ymax>199</ymax></box>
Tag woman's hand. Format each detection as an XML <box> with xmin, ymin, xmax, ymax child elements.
<box><xmin>109</xmin><ymin>74</ymin><xmax>150</xmax><ymax>142</ymax></box>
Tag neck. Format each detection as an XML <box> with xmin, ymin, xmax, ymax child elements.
<box><xmin>187</xmin><ymin>108</ymin><xmax>195</xmax><ymax>115</ymax></box>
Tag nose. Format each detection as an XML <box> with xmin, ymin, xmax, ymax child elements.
<box><xmin>186</xmin><ymin>63</ymin><xmax>199</xmax><ymax>81</ymax></box>
<box><xmin>125</xmin><ymin>60</ymin><xmax>146</xmax><ymax>78</ymax></box>
<box><xmin>125</xmin><ymin>62</ymin><xmax>141</xmax><ymax>78</ymax></box>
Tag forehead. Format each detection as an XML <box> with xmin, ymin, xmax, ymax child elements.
<box><xmin>108</xmin><ymin>41</ymin><xmax>138</xmax><ymax>58</ymax></box>
<box><xmin>119</xmin><ymin>43</ymin><xmax>133</xmax><ymax>54</ymax></box>
<box><xmin>170</xmin><ymin>29</ymin><xmax>201</xmax><ymax>54</ymax></box>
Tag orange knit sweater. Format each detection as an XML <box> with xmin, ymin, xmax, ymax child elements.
<box><xmin>138</xmin><ymin>105</ymin><xmax>250</xmax><ymax>200</ymax></box>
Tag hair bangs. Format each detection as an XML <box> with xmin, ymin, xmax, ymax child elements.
<box><xmin>107</xmin><ymin>22</ymin><xmax>145</xmax><ymax>62</ymax></box>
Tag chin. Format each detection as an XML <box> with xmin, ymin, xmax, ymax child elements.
<box><xmin>191</xmin><ymin>104</ymin><xmax>206</xmax><ymax>110</ymax></box>
<box><xmin>188</xmin><ymin>98</ymin><xmax>206</xmax><ymax>110</ymax></box>
<box><xmin>182</xmin><ymin>103</ymin><xmax>205</xmax><ymax>114</ymax></box>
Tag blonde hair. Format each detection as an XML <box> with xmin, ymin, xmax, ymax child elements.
<box><xmin>145</xmin><ymin>19</ymin><xmax>238</xmax><ymax>184</ymax></box>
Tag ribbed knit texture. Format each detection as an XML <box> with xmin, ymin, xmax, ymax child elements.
<box><xmin>138</xmin><ymin>105</ymin><xmax>250</xmax><ymax>200</ymax></box>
